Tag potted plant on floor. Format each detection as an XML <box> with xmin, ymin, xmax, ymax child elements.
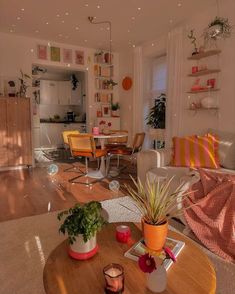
<box><xmin>57</xmin><ymin>201</ymin><xmax>106</xmax><ymax>260</ymax></box>
<box><xmin>125</xmin><ymin>177</ymin><xmax>191</xmax><ymax>251</ymax></box>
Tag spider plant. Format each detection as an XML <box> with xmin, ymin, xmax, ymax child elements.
<box><xmin>124</xmin><ymin>176</ymin><xmax>192</xmax><ymax>226</ymax></box>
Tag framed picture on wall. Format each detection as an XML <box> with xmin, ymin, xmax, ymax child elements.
<box><xmin>75</xmin><ymin>50</ymin><xmax>84</xmax><ymax>65</ymax></box>
<box><xmin>37</xmin><ymin>45</ymin><xmax>47</xmax><ymax>60</ymax></box>
<box><xmin>50</xmin><ymin>46</ymin><xmax>60</xmax><ymax>62</ymax></box>
<box><xmin>101</xmin><ymin>104</ymin><xmax>111</xmax><ymax>117</ymax></box>
<box><xmin>63</xmin><ymin>48</ymin><xmax>72</xmax><ymax>63</ymax></box>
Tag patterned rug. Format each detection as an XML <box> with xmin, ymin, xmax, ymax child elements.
<box><xmin>0</xmin><ymin>197</ymin><xmax>234</xmax><ymax>294</ymax></box>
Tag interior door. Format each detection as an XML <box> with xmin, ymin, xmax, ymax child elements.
<box><xmin>0</xmin><ymin>98</ymin><xmax>8</xmax><ymax>166</ymax></box>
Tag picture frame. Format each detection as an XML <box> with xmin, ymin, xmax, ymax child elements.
<box><xmin>50</xmin><ymin>46</ymin><xmax>60</xmax><ymax>62</ymax></box>
<box><xmin>101</xmin><ymin>104</ymin><xmax>111</xmax><ymax>117</ymax></box>
<box><xmin>63</xmin><ymin>48</ymin><xmax>72</xmax><ymax>63</ymax></box>
<box><xmin>37</xmin><ymin>45</ymin><xmax>47</xmax><ymax>60</ymax></box>
<box><xmin>75</xmin><ymin>50</ymin><xmax>84</xmax><ymax>65</ymax></box>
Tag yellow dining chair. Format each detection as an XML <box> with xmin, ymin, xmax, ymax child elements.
<box><xmin>68</xmin><ymin>134</ymin><xmax>108</xmax><ymax>185</ymax></box>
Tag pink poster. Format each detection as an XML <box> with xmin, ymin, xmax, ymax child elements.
<box><xmin>75</xmin><ymin>50</ymin><xmax>84</xmax><ymax>65</ymax></box>
<box><xmin>37</xmin><ymin>45</ymin><xmax>47</xmax><ymax>60</ymax></box>
<box><xmin>63</xmin><ymin>48</ymin><xmax>72</xmax><ymax>63</ymax></box>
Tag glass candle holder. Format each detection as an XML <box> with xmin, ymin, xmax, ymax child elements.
<box><xmin>103</xmin><ymin>263</ymin><xmax>124</xmax><ymax>294</ymax></box>
<box><xmin>116</xmin><ymin>225</ymin><xmax>131</xmax><ymax>243</ymax></box>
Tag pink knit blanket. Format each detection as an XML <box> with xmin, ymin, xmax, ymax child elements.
<box><xmin>184</xmin><ymin>169</ymin><xmax>235</xmax><ymax>262</ymax></box>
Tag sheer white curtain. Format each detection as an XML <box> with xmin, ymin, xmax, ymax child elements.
<box><xmin>165</xmin><ymin>27</ymin><xmax>184</xmax><ymax>148</ymax></box>
<box><xmin>133</xmin><ymin>46</ymin><xmax>144</xmax><ymax>137</ymax></box>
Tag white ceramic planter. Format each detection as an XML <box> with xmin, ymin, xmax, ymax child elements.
<box><xmin>68</xmin><ymin>234</ymin><xmax>98</xmax><ymax>260</ymax></box>
<box><xmin>146</xmin><ymin>265</ymin><xmax>167</xmax><ymax>293</ymax></box>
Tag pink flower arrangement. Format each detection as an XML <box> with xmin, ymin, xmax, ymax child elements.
<box><xmin>138</xmin><ymin>247</ymin><xmax>176</xmax><ymax>273</ymax></box>
<box><xmin>138</xmin><ymin>254</ymin><xmax>156</xmax><ymax>273</ymax></box>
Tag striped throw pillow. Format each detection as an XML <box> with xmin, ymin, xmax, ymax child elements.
<box><xmin>172</xmin><ymin>135</ymin><xmax>220</xmax><ymax>168</ymax></box>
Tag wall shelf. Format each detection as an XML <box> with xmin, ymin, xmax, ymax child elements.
<box><xmin>188</xmin><ymin>69</ymin><xmax>221</xmax><ymax>77</ymax></box>
<box><xmin>188</xmin><ymin>49</ymin><xmax>221</xmax><ymax>60</ymax></box>
<box><xmin>187</xmin><ymin>107</ymin><xmax>219</xmax><ymax>111</ymax></box>
<box><xmin>187</xmin><ymin>88</ymin><xmax>220</xmax><ymax>94</ymax></box>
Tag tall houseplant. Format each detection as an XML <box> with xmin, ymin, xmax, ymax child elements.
<box><xmin>146</xmin><ymin>93</ymin><xmax>166</xmax><ymax>149</ymax></box>
<box><xmin>58</xmin><ymin>201</ymin><xmax>106</xmax><ymax>260</ymax></box>
<box><xmin>125</xmin><ymin>177</ymin><xmax>191</xmax><ymax>251</ymax></box>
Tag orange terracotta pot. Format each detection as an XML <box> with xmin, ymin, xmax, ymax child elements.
<box><xmin>142</xmin><ymin>219</ymin><xmax>168</xmax><ymax>251</ymax></box>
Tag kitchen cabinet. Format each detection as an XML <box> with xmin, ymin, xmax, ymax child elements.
<box><xmin>40</xmin><ymin>80</ymin><xmax>58</xmax><ymax>105</ymax></box>
<box><xmin>0</xmin><ymin>97</ymin><xmax>32</xmax><ymax>168</ymax></box>
<box><xmin>39</xmin><ymin>123</ymin><xmax>86</xmax><ymax>148</ymax></box>
<box><xmin>58</xmin><ymin>81</ymin><xmax>72</xmax><ymax>105</ymax></box>
<box><xmin>40</xmin><ymin>80</ymin><xmax>81</xmax><ymax>105</ymax></box>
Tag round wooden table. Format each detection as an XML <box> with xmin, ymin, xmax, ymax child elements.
<box><xmin>43</xmin><ymin>223</ymin><xmax>216</xmax><ymax>294</ymax></box>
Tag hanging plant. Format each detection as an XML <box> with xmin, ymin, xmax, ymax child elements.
<box><xmin>203</xmin><ymin>16</ymin><xmax>232</xmax><ymax>43</ymax></box>
<box><xmin>106</xmin><ymin>79</ymin><xmax>118</xmax><ymax>87</ymax></box>
<box><xmin>187</xmin><ymin>29</ymin><xmax>199</xmax><ymax>55</ymax></box>
<box><xmin>71</xmin><ymin>74</ymin><xmax>79</xmax><ymax>90</ymax></box>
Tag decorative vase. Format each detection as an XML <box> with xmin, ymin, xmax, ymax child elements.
<box><xmin>146</xmin><ymin>265</ymin><xmax>167</xmax><ymax>293</ymax></box>
<box><xmin>142</xmin><ymin>219</ymin><xmax>168</xmax><ymax>251</ymax></box>
<box><xmin>201</xmin><ymin>96</ymin><xmax>217</xmax><ymax>109</ymax></box>
<box><xmin>68</xmin><ymin>234</ymin><xmax>98</xmax><ymax>260</ymax></box>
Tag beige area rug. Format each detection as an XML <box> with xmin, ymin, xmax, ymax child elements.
<box><xmin>0</xmin><ymin>197</ymin><xmax>234</xmax><ymax>294</ymax></box>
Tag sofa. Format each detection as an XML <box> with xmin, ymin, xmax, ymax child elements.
<box><xmin>137</xmin><ymin>128</ymin><xmax>235</xmax><ymax>225</ymax></box>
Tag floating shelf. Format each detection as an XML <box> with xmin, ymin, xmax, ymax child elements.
<box><xmin>187</xmin><ymin>88</ymin><xmax>220</xmax><ymax>94</ymax></box>
<box><xmin>188</xmin><ymin>69</ymin><xmax>221</xmax><ymax>77</ymax></box>
<box><xmin>188</xmin><ymin>50</ymin><xmax>221</xmax><ymax>60</ymax></box>
<box><xmin>187</xmin><ymin>107</ymin><xmax>219</xmax><ymax>111</ymax></box>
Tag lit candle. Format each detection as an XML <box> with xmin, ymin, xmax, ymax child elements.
<box><xmin>103</xmin><ymin>263</ymin><xmax>124</xmax><ymax>294</ymax></box>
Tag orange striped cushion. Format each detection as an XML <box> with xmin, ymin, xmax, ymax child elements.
<box><xmin>172</xmin><ymin>135</ymin><xmax>219</xmax><ymax>168</ymax></box>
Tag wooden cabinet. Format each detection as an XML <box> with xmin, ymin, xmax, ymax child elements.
<box><xmin>0</xmin><ymin>97</ymin><xmax>32</xmax><ymax>167</ymax></box>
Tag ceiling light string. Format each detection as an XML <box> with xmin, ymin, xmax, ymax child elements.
<box><xmin>88</xmin><ymin>17</ymin><xmax>112</xmax><ymax>72</ymax></box>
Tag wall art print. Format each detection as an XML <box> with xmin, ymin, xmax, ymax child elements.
<box><xmin>63</xmin><ymin>48</ymin><xmax>72</xmax><ymax>63</ymax></box>
<box><xmin>37</xmin><ymin>45</ymin><xmax>47</xmax><ymax>60</ymax></box>
<box><xmin>75</xmin><ymin>50</ymin><xmax>84</xmax><ymax>65</ymax></box>
<box><xmin>50</xmin><ymin>46</ymin><xmax>61</xmax><ymax>62</ymax></box>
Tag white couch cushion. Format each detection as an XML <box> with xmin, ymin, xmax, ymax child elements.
<box><xmin>208</xmin><ymin>128</ymin><xmax>235</xmax><ymax>170</ymax></box>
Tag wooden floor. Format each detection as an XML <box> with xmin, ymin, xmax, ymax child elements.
<box><xmin>0</xmin><ymin>161</ymin><xmax>136</xmax><ymax>222</ymax></box>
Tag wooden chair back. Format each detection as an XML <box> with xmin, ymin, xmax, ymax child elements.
<box><xmin>107</xmin><ymin>130</ymin><xmax>128</xmax><ymax>144</ymax></box>
<box><xmin>132</xmin><ymin>132</ymin><xmax>145</xmax><ymax>152</ymax></box>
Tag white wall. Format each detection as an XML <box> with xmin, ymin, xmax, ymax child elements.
<box><xmin>0</xmin><ymin>32</ymin><xmax>120</xmax><ymax>133</ymax></box>
<box><xmin>180</xmin><ymin>0</ymin><xmax>235</xmax><ymax>135</ymax></box>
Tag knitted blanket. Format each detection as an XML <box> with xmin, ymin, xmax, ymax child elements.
<box><xmin>184</xmin><ymin>169</ymin><xmax>235</xmax><ymax>262</ymax></box>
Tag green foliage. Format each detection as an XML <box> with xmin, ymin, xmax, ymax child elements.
<box><xmin>111</xmin><ymin>102</ymin><xmax>120</xmax><ymax>111</ymax></box>
<box><xmin>146</xmin><ymin>93</ymin><xmax>166</xmax><ymax>129</ymax></box>
<box><xmin>57</xmin><ymin>201</ymin><xmax>106</xmax><ymax>244</ymax></box>
<box><xmin>187</xmin><ymin>29</ymin><xmax>198</xmax><ymax>51</ymax></box>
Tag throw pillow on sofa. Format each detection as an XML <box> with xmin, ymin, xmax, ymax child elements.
<box><xmin>172</xmin><ymin>135</ymin><xmax>219</xmax><ymax>169</ymax></box>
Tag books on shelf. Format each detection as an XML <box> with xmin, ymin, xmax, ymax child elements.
<box><xmin>95</xmin><ymin>92</ymin><xmax>113</xmax><ymax>103</ymax></box>
<box><xmin>124</xmin><ymin>238</ymin><xmax>185</xmax><ymax>271</ymax></box>
<box><xmin>94</xmin><ymin>64</ymin><xmax>113</xmax><ymax>78</ymax></box>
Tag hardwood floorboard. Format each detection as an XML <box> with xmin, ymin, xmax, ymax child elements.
<box><xmin>0</xmin><ymin>160</ymin><xmax>136</xmax><ymax>222</ymax></box>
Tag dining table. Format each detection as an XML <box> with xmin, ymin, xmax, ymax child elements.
<box><xmin>87</xmin><ymin>133</ymin><xmax>128</xmax><ymax>179</ymax></box>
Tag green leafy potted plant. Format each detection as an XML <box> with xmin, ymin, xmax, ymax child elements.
<box><xmin>125</xmin><ymin>177</ymin><xmax>191</xmax><ymax>251</ymax></box>
<box><xmin>111</xmin><ymin>102</ymin><xmax>120</xmax><ymax>117</ymax></box>
<box><xmin>146</xmin><ymin>93</ymin><xmax>166</xmax><ymax>148</ymax></box>
<box><xmin>57</xmin><ymin>201</ymin><xmax>106</xmax><ymax>260</ymax></box>
<box><xmin>18</xmin><ymin>69</ymin><xmax>31</xmax><ymax>97</ymax></box>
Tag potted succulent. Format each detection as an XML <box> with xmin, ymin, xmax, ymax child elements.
<box><xmin>125</xmin><ymin>177</ymin><xmax>191</xmax><ymax>251</ymax></box>
<box><xmin>57</xmin><ymin>201</ymin><xmax>106</xmax><ymax>260</ymax></box>
<box><xmin>111</xmin><ymin>102</ymin><xmax>120</xmax><ymax>117</ymax></box>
